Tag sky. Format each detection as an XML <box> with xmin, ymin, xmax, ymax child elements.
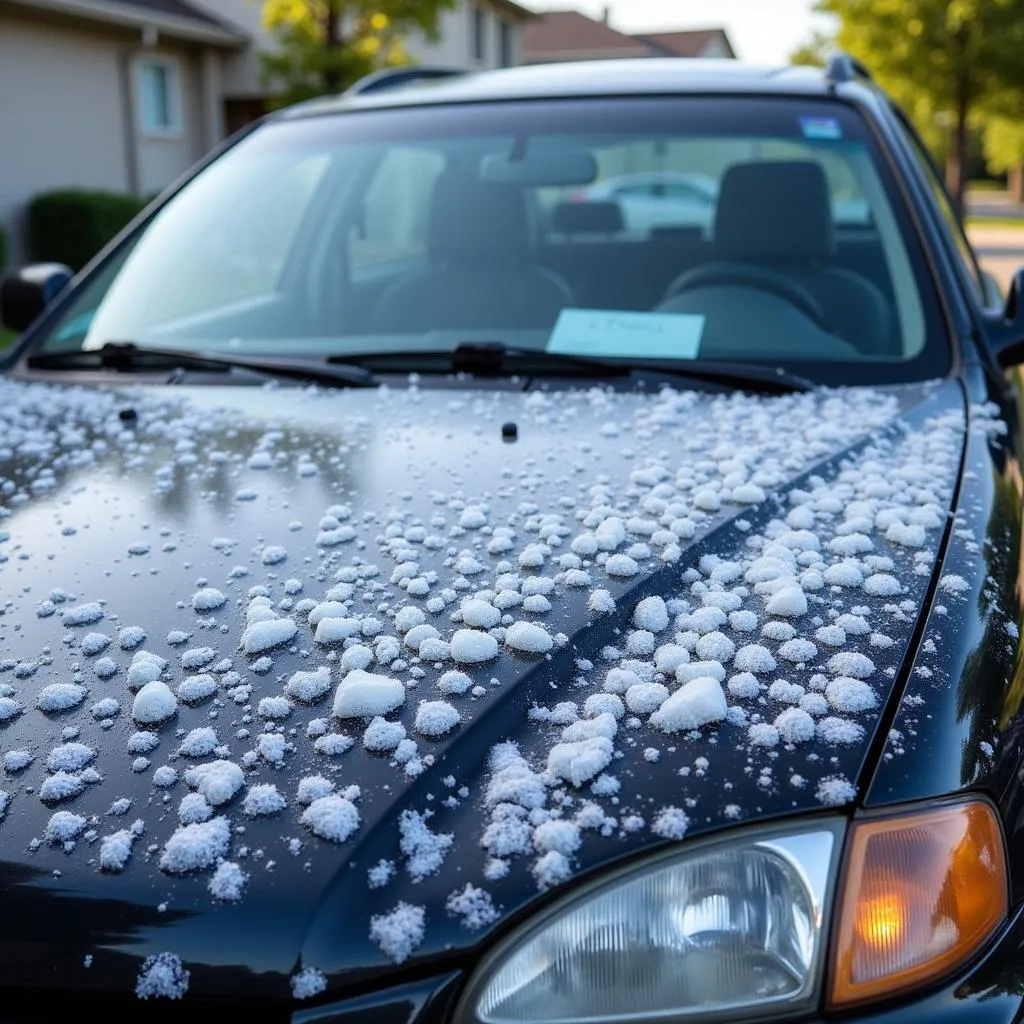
<box><xmin>527</xmin><ymin>0</ymin><xmax>836</xmax><ymax>66</ymax></box>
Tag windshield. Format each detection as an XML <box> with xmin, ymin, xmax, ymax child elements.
<box><xmin>34</xmin><ymin>96</ymin><xmax>948</xmax><ymax>385</ymax></box>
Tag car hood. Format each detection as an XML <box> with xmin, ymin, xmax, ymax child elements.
<box><xmin>0</xmin><ymin>376</ymin><xmax>966</xmax><ymax>1006</ymax></box>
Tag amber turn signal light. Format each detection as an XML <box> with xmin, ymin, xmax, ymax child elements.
<box><xmin>830</xmin><ymin>800</ymin><xmax>1008</xmax><ymax>1007</ymax></box>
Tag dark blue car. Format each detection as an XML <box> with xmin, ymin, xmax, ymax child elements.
<box><xmin>1</xmin><ymin>53</ymin><xmax>1023</xmax><ymax>1024</ymax></box>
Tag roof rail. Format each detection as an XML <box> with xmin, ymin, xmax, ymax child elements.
<box><xmin>824</xmin><ymin>52</ymin><xmax>872</xmax><ymax>90</ymax></box>
<box><xmin>345</xmin><ymin>66</ymin><xmax>467</xmax><ymax>97</ymax></box>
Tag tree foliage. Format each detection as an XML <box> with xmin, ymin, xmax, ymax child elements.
<box><xmin>982</xmin><ymin>116</ymin><xmax>1024</xmax><ymax>176</ymax></box>
<box><xmin>801</xmin><ymin>0</ymin><xmax>1024</xmax><ymax>207</ymax></box>
<box><xmin>788</xmin><ymin>30</ymin><xmax>832</xmax><ymax>68</ymax></box>
<box><xmin>257</xmin><ymin>0</ymin><xmax>456</xmax><ymax>106</ymax></box>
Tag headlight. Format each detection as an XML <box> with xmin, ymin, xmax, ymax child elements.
<box><xmin>461</xmin><ymin>822</ymin><xmax>843</xmax><ymax>1024</ymax></box>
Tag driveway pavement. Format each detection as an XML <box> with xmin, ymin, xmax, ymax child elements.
<box><xmin>968</xmin><ymin>225</ymin><xmax>1024</xmax><ymax>295</ymax></box>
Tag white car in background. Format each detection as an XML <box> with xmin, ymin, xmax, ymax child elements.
<box><xmin>576</xmin><ymin>171</ymin><xmax>718</xmax><ymax>232</ymax></box>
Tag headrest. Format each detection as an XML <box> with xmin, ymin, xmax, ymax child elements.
<box><xmin>551</xmin><ymin>201</ymin><xmax>624</xmax><ymax>235</ymax></box>
<box><xmin>714</xmin><ymin>161</ymin><xmax>834</xmax><ymax>263</ymax></box>
<box><xmin>428</xmin><ymin>170</ymin><xmax>530</xmax><ymax>261</ymax></box>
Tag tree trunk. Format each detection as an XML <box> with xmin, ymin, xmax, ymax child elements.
<box><xmin>1011</xmin><ymin>165</ymin><xmax>1024</xmax><ymax>206</ymax></box>
<box><xmin>322</xmin><ymin>4</ymin><xmax>340</xmax><ymax>95</ymax></box>
<box><xmin>946</xmin><ymin>117</ymin><xmax>968</xmax><ymax>214</ymax></box>
<box><xmin>946</xmin><ymin>39</ymin><xmax>971</xmax><ymax>215</ymax></box>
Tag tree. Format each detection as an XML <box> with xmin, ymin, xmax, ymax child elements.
<box><xmin>980</xmin><ymin>86</ymin><xmax>1024</xmax><ymax>202</ymax></box>
<box><xmin>788</xmin><ymin>30</ymin><xmax>833</xmax><ymax>68</ymax></box>
<box><xmin>982</xmin><ymin>116</ymin><xmax>1024</xmax><ymax>201</ymax></box>
<box><xmin>257</xmin><ymin>0</ymin><xmax>456</xmax><ymax>106</ymax></box>
<box><xmin>806</xmin><ymin>0</ymin><xmax>1024</xmax><ymax>210</ymax></box>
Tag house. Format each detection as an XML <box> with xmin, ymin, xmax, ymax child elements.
<box><xmin>183</xmin><ymin>0</ymin><xmax>533</xmax><ymax>132</ymax></box>
<box><xmin>522</xmin><ymin>9</ymin><xmax>735</xmax><ymax>65</ymax></box>
<box><xmin>0</xmin><ymin>0</ymin><xmax>534</xmax><ymax>264</ymax></box>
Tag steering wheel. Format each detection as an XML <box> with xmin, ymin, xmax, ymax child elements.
<box><xmin>661</xmin><ymin>262</ymin><xmax>832</xmax><ymax>334</ymax></box>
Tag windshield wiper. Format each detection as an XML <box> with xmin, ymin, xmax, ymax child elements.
<box><xmin>26</xmin><ymin>342</ymin><xmax>377</xmax><ymax>388</ymax></box>
<box><xmin>330</xmin><ymin>341</ymin><xmax>814</xmax><ymax>394</ymax></box>
<box><xmin>627</xmin><ymin>356</ymin><xmax>815</xmax><ymax>394</ymax></box>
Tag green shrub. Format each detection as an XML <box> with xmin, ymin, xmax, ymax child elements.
<box><xmin>28</xmin><ymin>189</ymin><xmax>148</xmax><ymax>271</ymax></box>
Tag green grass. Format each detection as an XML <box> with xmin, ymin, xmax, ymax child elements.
<box><xmin>0</xmin><ymin>327</ymin><xmax>15</xmax><ymax>350</ymax></box>
<box><xmin>967</xmin><ymin>179</ymin><xmax>1008</xmax><ymax>193</ymax></box>
<box><xmin>965</xmin><ymin>215</ymin><xmax>1024</xmax><ymax>230</ymax></box>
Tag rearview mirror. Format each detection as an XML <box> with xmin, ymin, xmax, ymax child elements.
<box><xmin>480</xmin><ymin>149</ymin><xmax>597</xmax><ymax>187</ymax></box>
<box><xmin>0</xmin><ymin>263</ymin><xmax>73</xmax><ymax>334</ymax></box>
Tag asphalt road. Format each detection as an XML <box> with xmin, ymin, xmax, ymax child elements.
<box><xmin>967</xmin><ymin>191</ymin><xmax>1024</xmax><ymax>220</ymax></box>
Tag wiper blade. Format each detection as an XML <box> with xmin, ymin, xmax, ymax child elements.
<box><xmin>451</xmin><ymin>341</ymin><xmax>623</xmax><ymax>377</ymax></box>
<box><xmin>329</xmin><ymin>340</ymin><xmax>629</xmax><ymax>378</ymax></box>
<box><xmin>26</xmin><ymin>342</ymin><xmax>377</xmax><ymax>388</ymax></box>
<box><xmin>332</xmin><ymin>341</ymin><xmax>813</xmax><ymax>394</ymax></box>
<box><xmin>628</xmin><ymin>357</ymin><xmax>815</xmax><ymax>394</ymax></box>
<box><xmin>470</xmin><ymin>343</ymin><xmax>815</xmax><ymax>393</ymax></box>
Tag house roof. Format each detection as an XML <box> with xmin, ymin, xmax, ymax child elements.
<box><xmin>522</xmin><ymin>9</ymin><xmax>735</xmax><ymax>64</ymax></box>
<box><xmin>639</xmin><ymin>29</ymin><xmax>736</xmax><ymax>59</ymax></box>
<box><xmin>6</xmin><ymin>0</ymin><xmax>245</xmax><ymax>45</ymax></box>
<box><xmin>522</xmin><ymin>10</ymin><xmax>651</xmax><ymax>61</ymax></box>
<box><xmin>488</xmin><ymin>0</ymin><xmax>537</xmax><ymax>20</ymax></box>
<box><xmin>100</xmin><ymin>0</ymin><xmax>222</xmax><ymax>26</ymax></box>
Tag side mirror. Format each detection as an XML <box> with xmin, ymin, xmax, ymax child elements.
<box><xmin>981</xmin><ymin>269</ymin><xmax>1004</xmax><ymax>309</ymax></box>
<box><xmin>984</xmin><ymin>267</ymin><xmax>1024</xmax><ymax>368</ymax></box>
<box><xmin>0</xmin><ymin>263</ymin><xmax>73</xmax><ymax>334</ymax></box>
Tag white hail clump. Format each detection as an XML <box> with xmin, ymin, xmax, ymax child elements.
<box><xmin>209</xmin><ymin>861</ymin><xmax>249</xmax><ymax>902</ymax></box>
<box><xmin>135</xmin><ymin>952</ymin><xmax>190</xmax><ymax>1000</ymax></box>
<box><xmin>369</xmin><ymin>902</ymin><xmax>426</xmax><ymax>964</ymax></box>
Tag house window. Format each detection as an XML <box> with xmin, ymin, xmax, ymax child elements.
<box><xmin>499</xmin><ymin>19</ymin><xmax>514</xmax><ymax>67</ymax></box>
<box><xmin>138</xmin><ymin>58</ymin><xmax>182</xmax><ymax>136</ymax></box>
<box><xmin>472</xmin><ymin>4</ymin><xmax>487</xmax><ymax>62</ymax></box>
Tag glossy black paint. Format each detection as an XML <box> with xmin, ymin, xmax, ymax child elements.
<box><xmin>865</xmin><ymin>363</ymin><xmax>1024</xmax><ymax>923</ymax></box>
<box><xmin>292</xmin><ymin>973</ymin><xmax>462</xmax><ymax>1024</ymax></box>
<box><xmin>3</xmin><ymin>60</ymin><xmax>1024</xmax><ymax>1024</ymax></box>
<box><xmin>982</xmin><ymin>269</ymin><xmax>1024</xmax><ymax>367</ymax></box>
<box><xmin>0</xmin><ymin>381</ymin><xmax>956</xmax><ymax>1008</ymax></box>
<box><xmin>866</xmin><ymin>364</ymin><xmax>1017</xmax><ymax>804</ymax></box>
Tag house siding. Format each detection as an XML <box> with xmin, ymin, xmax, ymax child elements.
<box><xmin>403</xmin><ymin>1</ymin><xmax>520</xmax><ymax>71</ymax></box>
<box><xmin>0</xmin><ymin>11</ymin><xmax>131</xmax><ymax>262</ymax></box>
<box><xmin>188</xmin><ymin>0</ymin><xmax>525</xmax><ymax>98</ymax></box>
<box><xmin>0</xmin><ymin>0</ymin><xmax>527</xmax><ymax>266</ymax></box>
<box><xmin>699</xmin><ymin>37</ymin><xmax>732</xmax><ymax>59</ymax></box>
<box><xmin>132</xmin><ymin>48</ymin><xmax>206</xmax><ymax>197</ymax></box>
<box><xmin>185</xmin><ymin>0</ymin><xmax>269</xmax><ymax>98</ymax></box>
<box><xmin>0</xmin><ymin>10</ymin><xmax>210</xmax><ymax>263</ymax></box>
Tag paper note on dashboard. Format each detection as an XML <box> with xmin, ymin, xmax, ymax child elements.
<box><xmin>547</xmin><ymin>308</ymin><xmax>704</xmax><ymax>360</ymax></box>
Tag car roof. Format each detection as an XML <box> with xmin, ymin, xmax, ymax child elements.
<box><xmin>276</xmin><ymin>59</ymin><xmax>864</xmax><ymax>121</ymax></box>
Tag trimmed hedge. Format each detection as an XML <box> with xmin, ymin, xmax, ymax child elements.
<box><xmin>28</xmin><ymin>189</ymin><xmax>148</xmax><ymax>271</ymax></box>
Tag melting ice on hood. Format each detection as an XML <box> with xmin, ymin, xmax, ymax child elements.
<box><xmin>0</xmin><ymin>377</ymin><xmax>970</xmax><ymax>990</ymax></box>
